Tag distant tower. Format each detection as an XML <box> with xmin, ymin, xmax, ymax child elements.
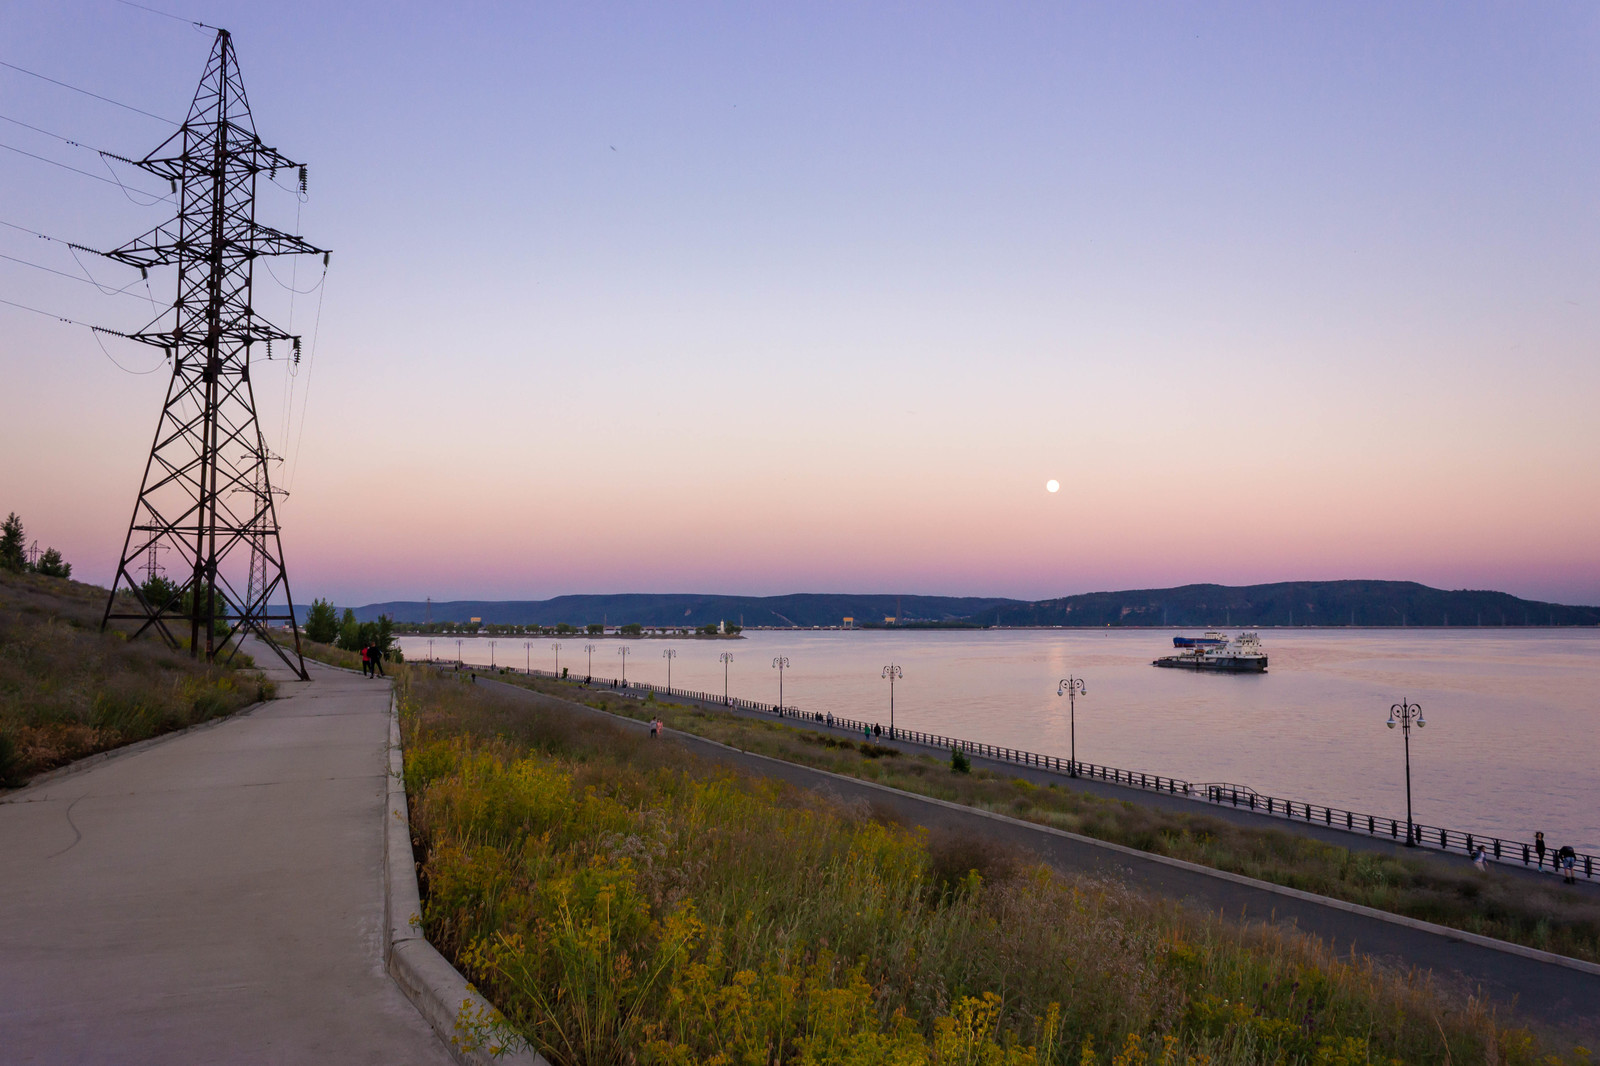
<box><xmin>98</xmin><ymin>29</ymin><xmax>328</xmax><ymax>679</ymax></box>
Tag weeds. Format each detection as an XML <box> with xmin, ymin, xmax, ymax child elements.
<box><xmin>522</xmin><ymin>679</ymin><xmax>1600</xmax><ymax>968</ymax></box>
<box><xmin>0</xmin><ymin>569</ymin><xmax>263</xmax><ymax>784</ymax></box>
<box><xmin>400</xmin><ymin>666</ymin><xmax>1581</xmax><ymax>1065</ymax></box>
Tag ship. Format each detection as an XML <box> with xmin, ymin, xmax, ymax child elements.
<box><xmin>1153</xmin><ymin>631</ymin><xmax>1268</xmax><ymax>672</ymax></box>
<box><xmin>1172</xmin><ymin>631</ymin><xmax>1229</xmax><ymax>649</ymax></box>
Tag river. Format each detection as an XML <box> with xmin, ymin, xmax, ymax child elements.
<box><xmin>395</xmin><ymin>627</ymin><xmax>1599</xmax><ymax>853</ymax></box>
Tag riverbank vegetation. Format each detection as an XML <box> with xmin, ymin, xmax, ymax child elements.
<box><xmin>503</xmin><ymin>675</ymin><xmax>1600</xmax><ymax>968</ymax></box>
<box><xmin>399</xmin><ymin>664</ymin><xmax>1581</xmax><ymax>1064</ymax></box>
<box><xmin>0</xmin><ymin>568</ymin><xmax>268</xmax><ymax>787</ymax></box>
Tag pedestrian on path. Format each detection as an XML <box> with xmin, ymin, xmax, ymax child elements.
<box><xmin>1472</xmin><ymin>845</ymin><xmax>1488</xmax><ymax>872</ymax></box>
<box><xmin>1536</xmin><ymin>831</ymin><xmax>1547</xmax><ymax>870</ymax></box>
<box><xmin>1560</xmin><ymin>845</ymin><xmax>1578</xmax><ymax>884</ymax></box>
<box><xmin>371</xmin><ymin>645</ymin><xmax>385</xmax><ymax>678</ymax></box>
<box><xmin>360</xmin><ymin>644</ymin><xmax>372</xmax><ymax>678</ymax></box>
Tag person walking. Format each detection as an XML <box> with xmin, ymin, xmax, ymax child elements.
<box><xmin>371</xmin><ymin>644</ymin><xmax>386</xmax><ymax>678</ymax></box>
<box><xmin>360</xmin><ymin>644</ymin><xmax>372</xmax><ymax>678</ymax></box>
<box><xmin>1472</xmin><ymin>845</ymin><xmax>1488</xmax><ymax>872</ymax></box>
<box><xmin>1560</xmin><ymin>845</ymin><xmax>1578</xmax><ymax>884</ymax></box>
<box><xmin>1536</xmin><ymin>831</ymin><xmax>1547</xmax><ymax>870</ymax></box>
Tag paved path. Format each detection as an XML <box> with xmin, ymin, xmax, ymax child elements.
<box><xmin>0</xmin><ymin>652</ymin><xmax>454</xmax><ymax>1066</ymax></box>
<box><xmin>480</xmin><ymin>674</ymin><xmax>1600</xmax><ymax>1041</ymax></box>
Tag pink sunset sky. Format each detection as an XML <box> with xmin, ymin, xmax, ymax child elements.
<box><xmin>2</xmin><ymin>2</ymin><xmax>1597</xmax><ymax>607</ymax></box>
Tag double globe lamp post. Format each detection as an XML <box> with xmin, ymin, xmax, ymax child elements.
<box><xmin>882</xmin><ymin>664</ymin><xmax>902</xmax><ymax>737</ymax></box>
<box><xmin>1056</xmin><ymin>676</ymin><xmax>1085</xmax><ymax>777</ymax></box>
<box><xmin>1387</xmin><ymin>698</ymin><xmax>1425</xmax><ymax>846</ymax></box>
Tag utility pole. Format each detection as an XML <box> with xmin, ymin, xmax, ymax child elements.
<box><xmin>140</xmin><ymin>542</ymin><xmax>167</xmax><ymax>585</ymax></box>
<box><xmin>98</xmin><ymin>29</ymin><xmax>328</xmax><ymax>680</ymax></box>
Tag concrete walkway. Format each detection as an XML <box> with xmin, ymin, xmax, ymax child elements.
<box><xmin>0</xmin><ymin>653</ymin><xmax>454</xmax><ymax>1066</ymax></box>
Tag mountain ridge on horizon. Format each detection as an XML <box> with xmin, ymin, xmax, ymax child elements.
<box><xmin>329</xmin><ymin>580</ymin><xmax>1600</xmax><ymax>628</ymax></box>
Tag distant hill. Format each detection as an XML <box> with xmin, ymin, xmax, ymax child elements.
<box><xmin>342</xmin><ymin>593</ymin><xmax>1022</xmax><ymax>628</ymax></box>
<box><xmin>963</xmin><ymin>580</ymin><xmax>1600</xmax><ymax>628</ymax></box>
<box><xmin>318</xmin><ymin>581</ymin><xmax>1599</xmax><ymax>629</ymax></box>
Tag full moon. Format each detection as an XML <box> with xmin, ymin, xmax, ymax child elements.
<box><xmin>1046</xmin><ymin>479</ymin><xmax>1060</xmax><ymax>493</ymax></box>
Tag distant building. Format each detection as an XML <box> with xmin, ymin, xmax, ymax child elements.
<box><xmin>470</xmin><ymin>616</ymin><xmax>482</xmax><ymax>624</ymax></box>
<box><xmin>842</xmin><ymin>616</ymin><xmax>854</xmax><ymax>629</ymax></box>
<box><xmin>884</xmin><ymin>616</ymin><xmax>897</xmax><ymax>625</ymax></box>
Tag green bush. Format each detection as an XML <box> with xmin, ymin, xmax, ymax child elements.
<box><xmin>951</xmin><ymin>746</ymin><xmax>971</xmax><ymax>773</ymax></box>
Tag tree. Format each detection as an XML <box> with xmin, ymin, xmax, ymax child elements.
<box><xmin>34</xmin><ymin>548</ymin><xmax>70</xmax><ymax>579</ymax></box>
<box><xmin>337</xmin><ymin>608</ymin><xmax>362</xmax><ymax>651</ymax></box>
<box><xmin>586</xmin><ymin>623</ymin><xmax>604</xmax><ymax>635</ymax></box>
<box><xmin>140</xmin><ymin>575</ymin><xmax>183</xmax><ymax>611</ymax></box>
<box><xmin>620</xmin><ymin>623</ymin><xmax>643</xmax><ymax>636</ymax></box>
<box><xmin>0</xmin><ymin>513</ymin><xmax>24</xmax><ymax>573</ymax></box>
<box><xmin>304</xmin><ymin>598</ymin><xmax>339</xmax><ymax>644</ymax></box>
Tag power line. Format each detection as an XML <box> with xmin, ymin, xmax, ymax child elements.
<box><xmin>0</xmin><ymin>59</ymin><xmax>179</xmax><ymax>125</ymax></box>
<box><xmin>0</xmin><ymin>111</ymin><xmax>103</xmax><ymax>150</ymax></box>
<box><xmin>0</xmin><ymin>248</ymin><xmax>159</xmax><ymax>302</ymax></box>
<box><xmin>0</xmin><ymin>140</ymin><xmax>174</xmax><ymax>202</ymax></box>
<box><xmin>110</xmin><ymin>0</ymin><xmax>217</xmax><ymax>31</ymax></box>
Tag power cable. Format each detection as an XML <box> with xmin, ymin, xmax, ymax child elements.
<box><xmin>0</xmin><ymin>140</ymin><xmax>174</xmax><ymax>202</ymax></box>
<box><xmin>285</xmin><ymin>270</ymin><xmax>328</xmax><ymax>494</ymax></box>
<box><xmin>0</xmin><ymin>59</ymin><xmax>179</xmax><ymax>126</ymax></box>
<box><xmin>0</xmin><ymin>111</ymin><xmax>103</xmax><ymax>150</ymax></box>
<box><xmin>110</xmin><ymin>0</ymin><xmax>218</xmax><ymax>31</ymax></box>
<box><xmin>0</xmin><ymin>248</ymin><xmax>158</xmax><ymax>303</ymax></box>
<box><xmin>0</xmin><ymin>295</ymin><xmax>166</xmax><ymax>375</ymax></box>
<box><xmin>262</xmin><ymin>259</ymin><xmax>326</xmax><ymax>295</ymax></box>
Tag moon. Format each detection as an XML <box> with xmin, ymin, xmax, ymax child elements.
<box><xmin>1046</xmin><ymin>479</ymin><xmax>1060</xmax><ymax>493</ymax></box>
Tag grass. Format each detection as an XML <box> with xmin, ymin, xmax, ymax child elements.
<box><xmin>0</xmin><ymin>568</ymin><xmax>270</xmax><ymax>787</ymax></box>
<box><xmin>398</xmin><ymin>664</ymin><xmax>1588</xmax><ymax>1065</ymax></box>
<box><xmin>501</xmin><ymin>674</ymin><xmax>1600</xmax><ymax>968</ymax></box>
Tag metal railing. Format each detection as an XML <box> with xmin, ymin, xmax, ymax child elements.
<box><xmin>436</xmin><ymin>659</ymin><xmax>1596</xmax><ymax>881</ymax></box>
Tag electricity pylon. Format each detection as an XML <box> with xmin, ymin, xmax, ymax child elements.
<box><xmin>99</xmin><ymin>29</ymin><xmax>327</xmax><ymax>679</ymax></box>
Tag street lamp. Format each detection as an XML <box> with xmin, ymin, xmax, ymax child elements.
<box><xmin>719</xmin><ymin>651</ymin><xmax>733</xmax><ymax>704</ymax></box>
<box><xmin>1387</xmin><ymin>698</ymin><xmax>1425</xmax><ymax>846</ymax></box>
<box><xmin>489</xmin><ymin>639</ymin><xmax>496</xmax><ymax>668</ymax></box>
<box><xmin>882</xmin><ymin>664</ymin><xmax>902</xmax><ymax>736</ymax></box>
<box><xmin>427</xmin><ymin>638</ymin><xmax>434</xmax><ymax>662</ymax></box>
<box><xmin>551</xmin><ymin>641</ymin><xmax>563</xmax><ymax>677</ymax></box>
<box><xmin>456</xmin><ymin>638</ymin><xmax>462</xmax><ymax>666</ymax></box>
<box><xmin>662</xmin><ymin>647</ymin><xmax>676</xmax><ymax>689</ymax></box>
<box><xmin>524</xmin><ymin>641</ymin><xmax>531</xmax><ymax>673</ymax></box>
<box><xmin>1057</xmin><ymin>676</ymin><xmax>1086</xmax><ymax>777</ymax></box>
<box><xmin>618</xmin><ymin>645</ymin><xmax>630</xmax><ymax>684</ymax></box>
<box><xmin>583</xmin><ymin>642</ymin><xmax>597</xmax><ymax>680</ymax></box>
<box><xmin>772</xmin><ymin>656</ymin><xmax>789</xmax><ymax>711</ymax></box>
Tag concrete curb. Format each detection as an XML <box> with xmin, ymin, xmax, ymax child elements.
<box><xmin>534</xmin><ymin>683</ymin><xmax>1600</xmax><ymax>980</ymax></box>
<box><xmin>384</xmin><ymin>693</ymin><xmax>548</xmax><ymax>1066</ymax></box>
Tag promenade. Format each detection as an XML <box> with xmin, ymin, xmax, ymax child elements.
<box><xmin>0</xmin><ymin>653</ymin><xmax>453</xmax><ymax>1066</ymax></box>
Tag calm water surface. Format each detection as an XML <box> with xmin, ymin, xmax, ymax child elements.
<box><xmin>396</xmin><ymin>629</ymin><xmax>1599</xmax><ymax>852</ymax></box>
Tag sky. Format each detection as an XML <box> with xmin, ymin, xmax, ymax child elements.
<box><xmin>1</xmin><ymin>1</ymin><xmax>1597</xmax><ymax>606</ymax></box>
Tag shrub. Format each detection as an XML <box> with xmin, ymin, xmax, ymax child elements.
<box><xmin>951</xmin><ymin>746</ymin><xmax>972</xmax><ymax>773</ymax></box>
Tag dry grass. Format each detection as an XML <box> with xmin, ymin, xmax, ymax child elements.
<box><xmin>400</xmin><ymin>665</ymin><xmax>1584</xmax><ymax>1065</ymax></box>
<box><xmin>0</xmin><ymin>569</ymin><xmax>268</xmax><ymax>786</ymax></box>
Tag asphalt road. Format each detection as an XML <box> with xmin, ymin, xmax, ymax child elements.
<box><xmin>480</xmin><ymin>673</ymin><xmax>1600</xmax><ymax>1041</ymax></box>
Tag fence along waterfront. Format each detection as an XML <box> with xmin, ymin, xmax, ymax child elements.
<box><xmin>439</xmin><ymin>659</ymin><xmax>1596</xmax><ymax>882</ymax></box>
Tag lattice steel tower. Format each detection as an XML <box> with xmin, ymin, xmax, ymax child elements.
<box><xmin>100</xmin><ymin>29</ymin><xmax>327</xmax><ymax>678</ymax></box>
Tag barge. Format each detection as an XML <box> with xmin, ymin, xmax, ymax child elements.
<box><xmin>1153</xmin><ymin>631</ymin><xmax>1267</xmax><ymax>672</ymax></box>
